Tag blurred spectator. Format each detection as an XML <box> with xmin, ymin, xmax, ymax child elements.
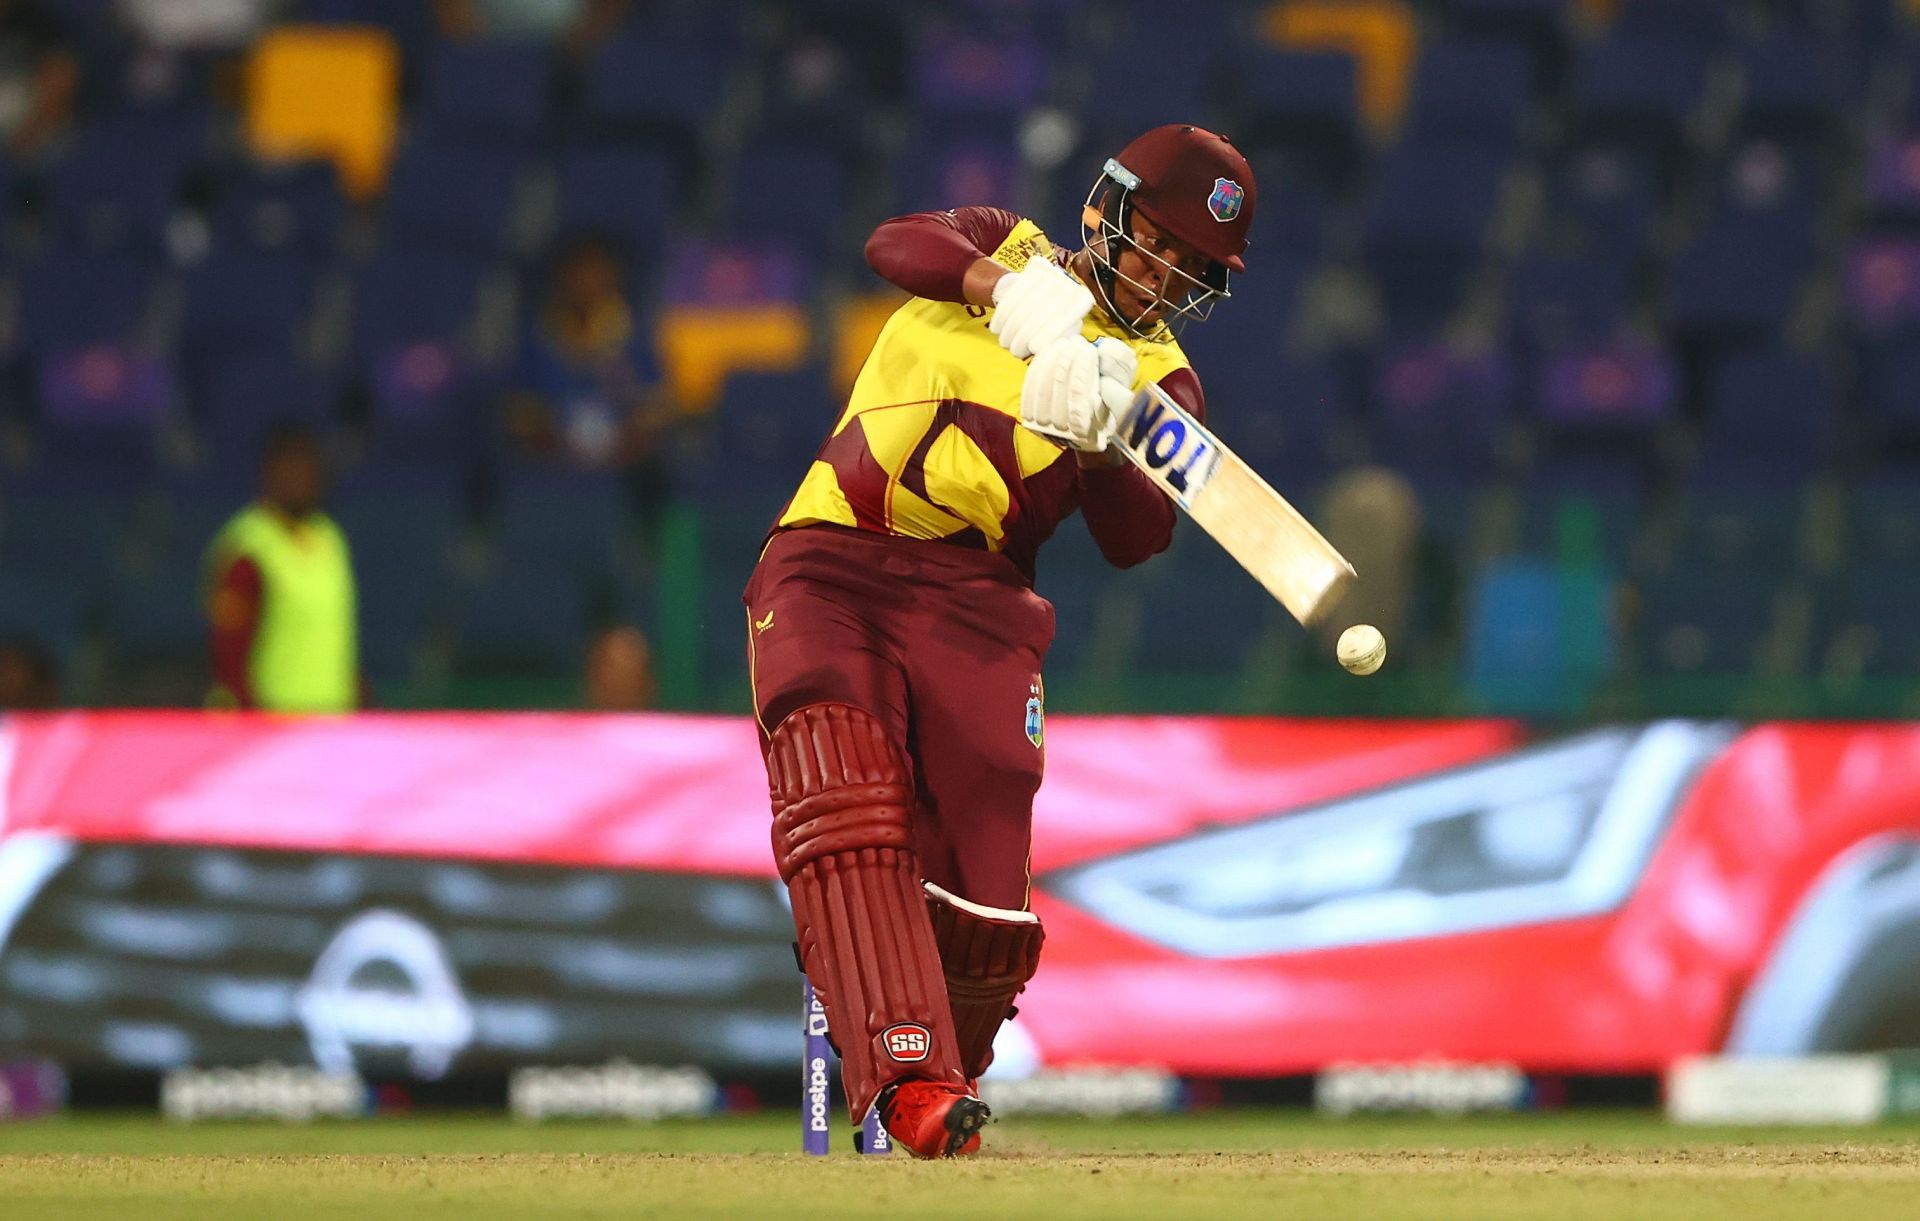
<box><xmin>432</xmin><ymin>0</ymin><xmax>630</xmax><ymax>54</ymax></box>
<box><xmin>0</xmin><ymin>635</ymin><xmax>59</xmax><ymax>708</ymax></box>
<box><xmin>117</xmin><ymin>0</ymin><xmax>286</xmax><ymax>49</ymax></box>
<box><xmin>204</xmin><ymin>424</ymin><xmax>363</xmax><ymax>713</ymax></box>
<box><xmin>0</xmin><ymin>0</ymin><xmax>77</xmax><ymax>155</ymax></box>
<box><xmin>584</xmin><ymin>623</ymin><xmax>654</xmax><ymax>710</ymax></box>
<box><xmin>1314</xmin><ymin>466</ymin><xmax>1423</xmax><ymax>651</ymax></box>
<box><xmin>503</xmin><ymin>235</ymin><xmax>678</xmax><ymax>475</ymax></box>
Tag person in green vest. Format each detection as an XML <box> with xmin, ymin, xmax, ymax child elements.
<box><xmin>205</xmin><ymin>425</ymin><xmax>360</xmax><ymax>713</ymax></box>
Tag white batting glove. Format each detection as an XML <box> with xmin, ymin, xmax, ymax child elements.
<box><xmin>1020</xmin><ymin>335</ymin><xmax>1112</xmax><ymax>452</ymax></box>
<box><xmin>1093</xmin><ymin>337</ymin><xmax>1138</xmax><ymax>425</ymax></box>
<box><xmin>990</xmin><ymin>258</ymin><xmax>1094</xmax><ymax>359</ymax></box>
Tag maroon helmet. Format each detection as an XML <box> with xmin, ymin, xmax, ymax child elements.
<box><xmin>1081</xmin><ymin>124</ymin><xmax>1257</xmax><ymax>335</ymax></box>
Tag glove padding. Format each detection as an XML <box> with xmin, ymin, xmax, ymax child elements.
<box><xmin>1021</xmin><ymin>336</ymin><xmax>1110</xmax><ymax>452</ymax></box>
<box><xmin>990</xmin><ymin>259</ymin><xmax>1094</xmax><ymax>359</ymax></box>
<box><xmin>1093</xmin><ymin>337</ymin><xmax>1139</xmax><ymax>427</ymax></box>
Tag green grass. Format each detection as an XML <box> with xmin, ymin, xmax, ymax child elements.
<box><xmin>4</xmin><ymin>1111</ymin><xmax>1919</xmax><ymax>1219</ymax></box>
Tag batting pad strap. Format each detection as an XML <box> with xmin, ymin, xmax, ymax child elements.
<box><xmin>923</xmin><ymin>882</ymin><xmax>1040</xmax><ymax>926</ymax></box>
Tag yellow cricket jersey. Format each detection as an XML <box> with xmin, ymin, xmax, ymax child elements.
<box><xmin>776</xmin><ymin>213</ymin><xmax>1195</xmax><ymax>578</ymax></box>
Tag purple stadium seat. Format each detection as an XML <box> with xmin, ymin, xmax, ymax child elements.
<box><xmin>1221</xmin><ymin>355</ymin><xmax>1344</xmax><ymax>492</ymax></box>
<box><xmin>553</xmin><ymin>146</ymin><xmax>678</xmax><ymax>256</ymax></box>
<box><xmin>1843</xmin><ymin>238</ymin><xmax>1920</xmax><ymax>335</ymax></box>
<box><xmin>383</xmin><ymin>138</ymin><xmax>526</xmax><ymax>254</ymax></box>
<box><xmin>1403</xmin><ymin>39</ymin><xmax>1535</xmax><ymax>147</ymax></box>
<box><xmin>1666</xmin><ymin>215</ymin><xmax>1815</xmax><ymax>343</ymax></box>
<box><xmin>1363</xmin><ymin>142</ymin><xmax>1516</xmax><ymax>322</ymax></box>
<box><xmin>727</xmin><ymin>147</ymin><xmax>846</xmax><ymax>249</ymax></box>
<box><xmin>16</xmin><ymin>250</ymin><xmax>156</xmax><ymax>353</ymax></box>
<box><xmin>350</xmin><ymin>249</ymin><xmax>485</xmax><ymax>353</ymax></box>
<box><xmin>1233</xmin><ymin>49</ymin><xmax>1364</xmax><ymax>190</ymax></box>
<box><xmin>1368</xmin><ymin>338</ymin><xmax>1512</xmax><ymax>484</ymax></box>
<box><xmin>1537</xmin><ymin>147</ymin><xmax>1660</xmax><ymax>262</ymax></box>
<box><xmin>1862</xmin><ymin>131</ymin><xmax>1920</xmax><ymax>223</ymax></box>
<box><xmin>911</xmin><ymin>32</ymin><xmax>1047</xmax><ymax>119</ymax></box>
<box><xmin>1715</xmin><ymin>140</ymin><xmax>1822</xmax><ymax>220</ymax></box>
<box><xmin>1737</xmin><ymin>37</ymin><xmax>1845</xmax><ymax>141</ymax></box>
<box><xmin>661</xmin><ymin>241</ymin><xmax>807</xmax><ymax>308</ymax></box>
<box><xmin>1245</xmin><ymin>177</ymin><xmax>1329</xmax><ymax>256</ymax></box>
<box><xmin>751</xmin><ymin>23</ymin><xmax>891</xmax><ymax>160</ymax></box>
<box><xmin>199</xmin><ymin>351</ymin><xmax>340</xmax><ymax>471</ymax></box>
<box><xmin>417</xmin><ymin>41</ymin><xmax>552</xmax><ymax>146</ymax></box>
<box><xmin>1691</xmin><ymin>351</ymin><xmax>1835</xmax><ymax>489</ymax></box>
<box><xmin>893</xmin><ymin>142</ymin><xmax>1021</xmax><ymax>215</ymax></box>
<box><xmin>178</xmin><ymin>248</ymin><xmax>316</xmax><ymax>361</ymax></box>
<box><xmin>30</xmin><ymin>346</ymin><xmax>174</xmax><ymax>486</ymax></box>
<box><xmin>1536</xmin><ymin>333</ymin><xmax>1677</xmax><ymax>429</ymax></box>
<box><xmin>1430</xmin><ymin>0</ymin><xmax>1570</xmax><ymax>49</ymax></box>
<box><xmin>1861</xmin><ymin>340</ymin><xmax>1920</xmax><ymax>441</ymax></box>
<box><xmin>209</xmin><ymin>156</ymin><xmax>345</xmax><ymax>257</ymax></box>
<box><xmin>1508</xmin><ymin>253</ymin><xmax>1632</xmax><ymax>350</ymax></box>
<box><xmin>1566</xmin><ymin>38</ymin><xmax>1706</xmax><ymax>158</ymax></box>
<box><xmin>1174</xmin><ymin>253</ymin><xmax>1315</xmax><ymax>393</ymax></box>
<box><xmin>366</xmin><ymin>342</ymin><xmax>489</xmax><ymax>456</ymax></box>
<box><xmin>581</xmin><ymin>35</ymin><xmax>723</xmax><ymax>148</ymax></box>
<box><xmin>35</xmin><ymin>345</ymin><xmax>174</xmax><ymax>428</ymax></box>
<box><xmin>1612</xmin><ymin>0</ymin><xmax>1732</xmax><ymax>50</ymax></box>
<box><xmin>39</xmin><ymin>108</ymin><xmax>209</xmax><ymax>251</ymax></box>
<box><xmin>663</xmin><ymin>367</ymin><xmax>835</xmax><ymax>511</ymax></box>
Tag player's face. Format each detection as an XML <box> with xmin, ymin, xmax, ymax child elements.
<box><xmin>557</xmin><ymin>248</ymin><xmax>622</xmax><ymax>308</ymax></box>
<box><xmin>263</xmin><ymin>446</ymin><xmax>326</xmax><ymax>519</ymax></box>
<box><xmin>1110</xmin><ymin>211</ymin><xmax>1208</xmax><ymax>327</ymax></box>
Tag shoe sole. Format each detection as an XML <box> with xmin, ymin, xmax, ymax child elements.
<box><xmin>942</xmin><ymin>1096</ymin><xmax>991</xmax><ymax>1158</ymax></box>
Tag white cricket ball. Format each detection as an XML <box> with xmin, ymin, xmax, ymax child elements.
<box><xmin>1337</xmin><ymin>624</ymin><xmax>1387</xmax><ymax>676</ymax></box>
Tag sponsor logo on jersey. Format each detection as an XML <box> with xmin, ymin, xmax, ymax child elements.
<box><xmin>882</xmin><ymin>1023</ymin><xmax>933</xmax><ymax>1062</ymax></box>
<box><xmin>1208</xmin><ymin>178</ymin><xmax>1244</xmax><ymax>222</ymax></box>
<box><xmin>753</xmin><ymin>610</ymin><xmax>775</xmax><ymax>634</ymax></box>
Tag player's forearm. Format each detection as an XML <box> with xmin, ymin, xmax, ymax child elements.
<box><xmin>1078</xmin><ymin>461</ymin><xmax>1175</xmax><ymax>567</ymax></box>
<box><xmin>865</xmin><ymin>214</ymin><xmax>1006</xmax><ymax>303</ymax></box>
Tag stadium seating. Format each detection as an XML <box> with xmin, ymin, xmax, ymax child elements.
<box><xmin>0</xmin><ymin>0</ymin><xmax>1914</xmax><ymax>714</ymax></box>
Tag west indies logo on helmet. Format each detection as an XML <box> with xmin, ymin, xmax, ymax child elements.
<box><xmin>1081</xmin><ymin>123</ymin><xmax>1257</xmax><ymax>337</ymax></box>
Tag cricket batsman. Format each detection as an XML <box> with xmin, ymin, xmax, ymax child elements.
<box><xmin>746</xmin><ymin>125</ymin><xmax>1256</xmax><ymax>1157</ymax></box>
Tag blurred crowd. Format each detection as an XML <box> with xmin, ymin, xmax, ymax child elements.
<box><xmin>0</xmin><ymin>0</ymin><xmax>1916</xmax><ymax>718</ymax></box>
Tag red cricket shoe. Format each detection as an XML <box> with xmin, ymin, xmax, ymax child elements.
<box><xmin>877</xmin><ymin>1080</ymin><xmax>990</xmax><ymax>1158</ymax></box>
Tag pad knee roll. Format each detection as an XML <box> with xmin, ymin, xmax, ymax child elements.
<box><xmin>766</xmin><ymin>703</ymin><xmax>965</xmax><ymax>1119</ymax></box>
<box><xmin>925</xmin><ymin>882</ymin><xmax>1045</xmax><ymax>1080</ymax></box>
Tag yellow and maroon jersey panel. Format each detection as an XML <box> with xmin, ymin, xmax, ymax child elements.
<box><xmin>777</xmin><ymin>210</ymin><xmax>1198</xmax><ymax>578</ymax></box>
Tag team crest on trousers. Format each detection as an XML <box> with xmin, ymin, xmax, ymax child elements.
<box><xmin>1208</xmin><ymin>177</ymin><xmax>1244</xmax><ymax>222</ymax></box>
<box><xmin>1025</xmin><ymin>678</ymin><xmax>1045</xmax><ymax>748</ymax></box>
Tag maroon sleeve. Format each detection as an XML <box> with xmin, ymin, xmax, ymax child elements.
<box><xmin>863</xmin><ymin>206</ymin><xmax>1023</xmax><ymax>302</ymax></box>
<box><xmin>208</xmin><ymin>555</ymin><xmax>262</xmax><ymax>709</ymax></box>
<box><xmin>1077</xmin><ymin>367</ymin><xmax>1207</xmax><ymax>568</ymax></box>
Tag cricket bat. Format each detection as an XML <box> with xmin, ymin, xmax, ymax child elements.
<box><xmin>1113</xmin><ymin>382</ymin><xmax>1355</xmax><ymax>627</ymax></box>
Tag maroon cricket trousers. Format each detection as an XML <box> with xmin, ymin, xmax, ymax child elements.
<box><xmin>744</xmin><ymin>524</ymin><xmax>1053</xmax><ymax>911</ymax></box>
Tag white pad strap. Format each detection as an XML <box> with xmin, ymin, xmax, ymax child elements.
<box><xmin>923</xmin><ymin>881</ymin><xmax>1040</xmax><ymax>925</ymax></box>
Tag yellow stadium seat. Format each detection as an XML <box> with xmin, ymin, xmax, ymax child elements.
<box><xmin>831</xmin><ymin>292</ymin><xmax>909</xmax><ymax>395</ymax></box>
<box><xmin>1265</xmin><ymin>1</ymin><xmax>1418</xmax><ymax>134</ymax></box>
<box><xmin>657</xmin><ymin>306</ymin><xmax>812</xmax><ymax>412</ymax></box>
<box><xmin>245</xmin><ymin>26</ymin><xmax>400</xmax><ymax>200</ymax></box>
